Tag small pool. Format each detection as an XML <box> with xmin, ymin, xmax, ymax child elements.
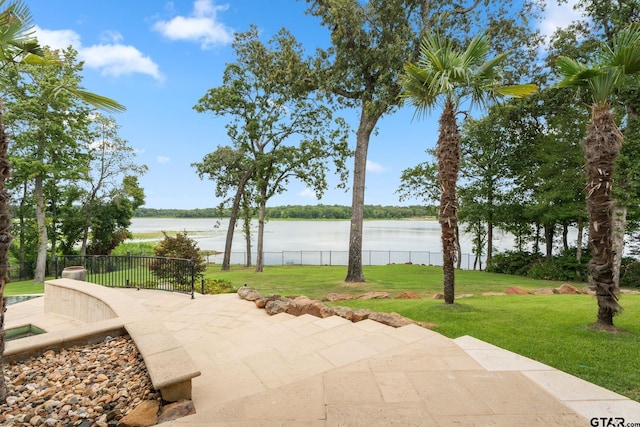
<box><xmin>6</xmin><ymin>324</ymin><xmax>46</xmax><ymax>341</ymax></box>
<box><xmin>6</xmin><ymin>294</ymin><xmax>42</xmax><ymax>306</ymax></box>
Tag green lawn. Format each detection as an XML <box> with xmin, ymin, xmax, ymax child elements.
<box><xmin>5</xmin><ymin>264</ymin><xmax>639</xmax><ymax>402</ymax></box>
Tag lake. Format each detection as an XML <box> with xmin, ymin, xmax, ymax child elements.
<box><xmin>129</xmin><ymin>218</ymin><xmax>531</xmax><ymax>268</ymax></box>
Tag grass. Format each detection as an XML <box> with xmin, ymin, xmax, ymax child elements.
<box><xmin>207</xmin><ymin>264</ymin><xmax>640</xmax><ymax>402</ymax></box>
<box><xmin>6</xmin><ymin>263</ymin><xmax>639</xmax><ymax>402</ymax></box>
<box><xmin>4</xmin><ymin>280</ymin><xmax>44</xmax><ymax>296</ymax></box>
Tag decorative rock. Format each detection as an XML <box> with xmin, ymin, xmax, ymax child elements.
<box><xmin>481</xmin><ymin>292</ymin><xmax>506</xmax><ymax>296</ymax></box>
<box><xmin>327</xmin><ymin>306</ymin><xmax>354</xmax><ymax>321</ymax></box>
<box><xmin>255</xmin><ymin>294</ymin><xmax>281</xmax><ymax>309</ymax></box>
<box><xmin>287</xmin><ymin>296</ymin><xmax>330</xmax><ymax>318</ymax></box>
<box><xmin>505</xmin><ymin>286</ymin><xmax>530</xmax><ymax>295</ymax></box>
<box><xmin>265</xmin><ymin>299</ymin><xmax>290</xmax><ymax>315</ymax></box>
<box><xmin>458</xmin><ymin>293</ymin><xmax>474</xmax><ymax>299</ymax></box>
<box><xmin>368</xmin><ymin>312</ymin><xmax>414</xmax><ymax>328</ymax></box>
<box><xmin>433</xmin><ymin>293</ymin><xmax>444</xmax><ymax>299</ymax></box>
<box><xmin>0</xmin><ymin>336</ymin><xmax>162</xmax><ymax>427</ymax></box>
<box><xmin>396</xmin><ymin>291</ymin><xmax>421</xmax><ymax>299</ymax></box>
<box><xmin>117</xmin><ymin>400</ymin><xmax>159</xmax><ymax>427</ymax></box>
<box><xmin>555</xmin><ymin>283</ymin><xmax>582</xmax><ymax>294</ymax></box>
<box><xmin>351</xmin><ymin>309</ymin><xmax>374</xmax><ymax>322</ymax></box>
<box><xmin>356</xmin><ymin>291</ymin><xmax>391</xmax><ymax>300</ymax></box>
<box><xmin>157</xmin><ymin>400</ymin><xmax>196</xmax><ymax>424</ymax></box>
<box><xmin>237</xmin><ymin>286</ymin><xmax>262</xmax><ymax>301</ymax></box>
<box><xmin>322</xmin><ymin>293</ymin><xmax>355</xmax><ymax>302</ymax></box>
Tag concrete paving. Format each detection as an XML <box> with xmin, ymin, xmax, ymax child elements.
<box><xmin>6</xmin><ymin>291</ymin><xmax>640</xmax><ymax>426</ymax></box>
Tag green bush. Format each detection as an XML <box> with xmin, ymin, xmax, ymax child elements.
<box><xmin>620</xmin><ymin>260</ymin><xmax>640</xmax><ymax>288</ymax></box>
<box><xmin>487</xmin><ymin>248</ymin><xmax>590</xmax><ymax>282</ymax></box>
<box><xmin>487</xmin><ymin>251</ymin><xmax>543</xmax><ymax>276</ymax></box>
<box><xmin>201</xmin><ymin>278</ymin><xmax>235</xmax><ymax>294</ymax></box>
<box><xmin>149</xmin><ymin>232</ymin><xmax>206</xmax><ymax>285</ymax></box>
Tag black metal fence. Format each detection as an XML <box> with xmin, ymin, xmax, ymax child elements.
<box><xmin>54</xmin><ymin>254</ymin><xmax>196</xmax><ymax>298</ymax></box>
<box><xmin>203</xmin><ymin>250</ymin><xmax>475</xmax><ymax>270</ymax></box>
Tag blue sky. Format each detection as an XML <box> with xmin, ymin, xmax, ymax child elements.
<box><xmin>27</xmin><ymin>0</ymin><xmax>582</xmax><ymax>209</ymax></box>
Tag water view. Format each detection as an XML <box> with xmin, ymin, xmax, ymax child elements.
<box><xmin>129</xmin><ymin>218</ymin><xmax>536</xmax><ymax>268</ymax></box>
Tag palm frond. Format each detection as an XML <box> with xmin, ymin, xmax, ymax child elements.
<box><xmin>57</xmin><ymin>87</ymin><xmax>126</xmax><ymax>113</ymax></box>
<box><xmin>461</xmin><ymin>34</ymin><xmax>490</xmax><ymax>69</ymax></box>
<box><xmin>494</xmin><ymin>83</ymin><xmax>538</xmax><ymax>98</ymax></box>
<box><xmin>607</xmin><ymin>24</ymin><xmax>640</xmax><ymax>74</ymax></box>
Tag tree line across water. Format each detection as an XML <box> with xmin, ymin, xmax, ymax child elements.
<box><xmin>134</xmin><ymin>204</ymin><xmax>438</xmax><ymax>220</ymax></box>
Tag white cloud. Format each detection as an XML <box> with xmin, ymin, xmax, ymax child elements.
<box><xmin>82</xmin><ymin>44</ymin><xmax>162</xmax><ymax>80</ymax></box>
<box><xmin>34</xmin><ymin>26</ymin><xmax>162</xmax><ymax>81</ymax></box>
<box><xmin>366</xmin><ymin>160</ymin><xmax>386</xmax><ymax>173</ymax></box>
<box><xmin>153</xmin><ymin>0</ymin><xmax>233</xmax><ymax>49</ymax></box>
<box><xmin>157</xmin><ymin>156</ymin><xmax>171</xmax><ymax>164</ymax></box>
<box><xmin>538</xmin><ymin>0</ymin><xmax>585</xmax><ymax>40</ymax></box>
<box><xmin>299</xmin><ymin>188</ymin><xmax>318</xmax><ymax>199</ymax></box>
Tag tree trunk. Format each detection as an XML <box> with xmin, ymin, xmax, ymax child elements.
<box><xmin>544</xmin><ymin>223</ymin><xmax>553</xmax><ymax>258</ymax></box>
<box><xmin>437</xmin><ymin>101</ymin><xmax>460</xmax><ymax>305</ymax></box>
<box><xmin>242</xmin><ymin>194</ymin><xmax>252</xmax><ymax>267</ymax></box>
<box><xmin>576</xmin><ymin>218</ymin><xmax>584</xmax><ymax>263</ymax></box>
<box><xmin>0</xmin><ymin>104</ymin><xmax>13</xmax><ymax>404</ymax></box>
<box><xmin>611</xmin><ymin>204</ymin><xmax>627</xmax><ymax>290</ymax></box>
<box><xmin>584</xmin><ymin>104</ymin><xmax>623</xmax><ymax>327</ymax></box>
<box><xmin>487</xmin><ymin>191</ymin><xmax>494</xmax><ymax>264</ymax></box>
<box><xmin>222</xmin><ymin>168</ymin><xmax>253</xmax><ymax>271</ymax></box>
<box><xmin>562</xmin><ymin>222</ymin><xmax>569</xmax><ymax>251</ymax></box>
<box><xmin>255</xmin><ymin>188</ymin><xmax>267</xmax><ymax>273</ymax></box>
<box><xmin>455</xmin><ymin>225</ymin><xmax>462</xmax><ymax>269</ymax></box>
<box><xmin>34</xmin><ymin>175</ymin><xmax>48</xmax><ymax>283</ymax></box>
<box><xmin>345</xmin><ymin>110</ymin><xmax>376</xmax><ymax>282</ymax></box>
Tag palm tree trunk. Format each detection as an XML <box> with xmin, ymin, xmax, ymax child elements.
<box><xmin>0</xmin><ymin>105</ymin><xmax>12</xmax><ymax>404</ymax></box>
<box><xmin>612</xmin><ymin>204</ymin><xmax>627</xmax><ymax>290</ymax></box>
<box><xmin>584</xmin><ymin>103</ymin><xmax>623</xmax><ymax>327</ymax></box>
<box><xmin>345</xmin><ymin>110</ymin><xmax>376</xmax><ymax>282</ymax></box>
<box><xmin>438</xmin><ymin>101</ymin><xmax>460</xmax><ymax>304</ymax></box>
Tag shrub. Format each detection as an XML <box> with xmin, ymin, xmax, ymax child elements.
<box><xmin>149</xmin><ymin>232</ymin><xmax>206</xmax><ymax>285</ymax></box>
<box><xmin>620</xmin><ymin>260</ymin><xmax>640</xmax><ymax>288</ymax></box>
<box><xmin>487</xmin><ymin>251</ymin><xmax>542</xmax><ymax>276</ymax></box>
<box><xmin>201</xmin><ymin>278</ymin><xmax>235</xmax><ymax>294</ymax></box>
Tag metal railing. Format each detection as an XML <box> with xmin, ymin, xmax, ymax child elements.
<box><xmin>54</xmin><ymin>254</ymin><xmax>196</xmax><ymax>298</ymax></box>
<box><xmin>204</xmin><ymin>250</ymin><xmax>476</xmax><ymax>270</ymax></box>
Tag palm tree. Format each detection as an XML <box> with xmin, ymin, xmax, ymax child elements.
<box><xmin>555</xmin><ymin>24</ymin><xmax>640</xmax><ymax>328</ymax></box>
<box><xmin>401</xmin><ymin>33</ymin><xmax>535</xmax><ymax>305</ymax></box>
<box><xmin>0</xmin><ymin>0</ymin><xmax>124</xmax><ymax>403</ymax></box>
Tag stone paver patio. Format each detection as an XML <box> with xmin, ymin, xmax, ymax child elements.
<box><xmin>6</xmin><ymin>288</ymin><xmax>640</xmax><ymax>426</ymax></box>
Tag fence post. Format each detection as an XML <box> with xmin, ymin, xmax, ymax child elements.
<box><xmin>190</xmin><ymin>259</ymin><xmax>195</xmax><ymax>299</ymax></box>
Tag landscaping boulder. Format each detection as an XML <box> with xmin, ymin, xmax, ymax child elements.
<box><xmin>322</xmin><ymin>293</ymin><xmax>354</xmax><ymax>302</ymax></box>
<box><xmin>117</xmin><ymin>400</ymin><xmax>159</xmax><ymax>427</ymax></box>
<box><xmin>433</xmin><ymin>293</ymin><xmax>444</xmax><ymax>299</ymax></box>
<box><xmin>326</xmin><ymin>305</ymin><xmax>355</xmax><ymax>321</ymax></box>
<box><xmin>505</xmin><ymin>286</ymin><xmax>530</xmax><ymax>295</ymax></box>
<box><xmin>352</xmin><ymin>309</ymin><xmax>374</xmax><ymax>322</ymax></box>
<box><xmin>265</xmin><ymin>299</ymin><xmax>290</xmax><ymax>315</ymax></box>
<box><xmin>255</xmin><ymin>294</ymin><xmax>281</xmax><ymax>309</ymax></box>
<box><xmin>157</xmin><ymin>400</ymin><xmax>196</xmax><ymax>424</ymax></box>
<box><xmin>458</xmin><ymin>293</ymin><xmax>474</xmax><ymax>299</ymax></box>
<box><xmin>396</xmin><ymin>291</ymin><xmax>421</xmax><ymax>299</ymax></box>
<box><xmin>368</xmin><ymin>312</ymin><xmax>414</xmax><ymax>328</ymax></box>
<box><xmin>285</xmin><ymin>296</ymin><xmax>332</xmax><ymax>318</ymax></box>
<box><xmin>237</xmin><ymin>286</ymin><xmax>262</xmax><ymax>301</ymax></box>
<box><xmin>554</xmin><ymin>283</ymin><xmax>582</xmax><ymax>294</ymax></box>
<box><xmin>481</xmin><ymin>292</ymin><xmax>506</xmax><ymax>296</ymax></box>
<box><xmin>357</xmin><ymin>291</ymin><xmax>391</xmax><ymax>300</ymax></box>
